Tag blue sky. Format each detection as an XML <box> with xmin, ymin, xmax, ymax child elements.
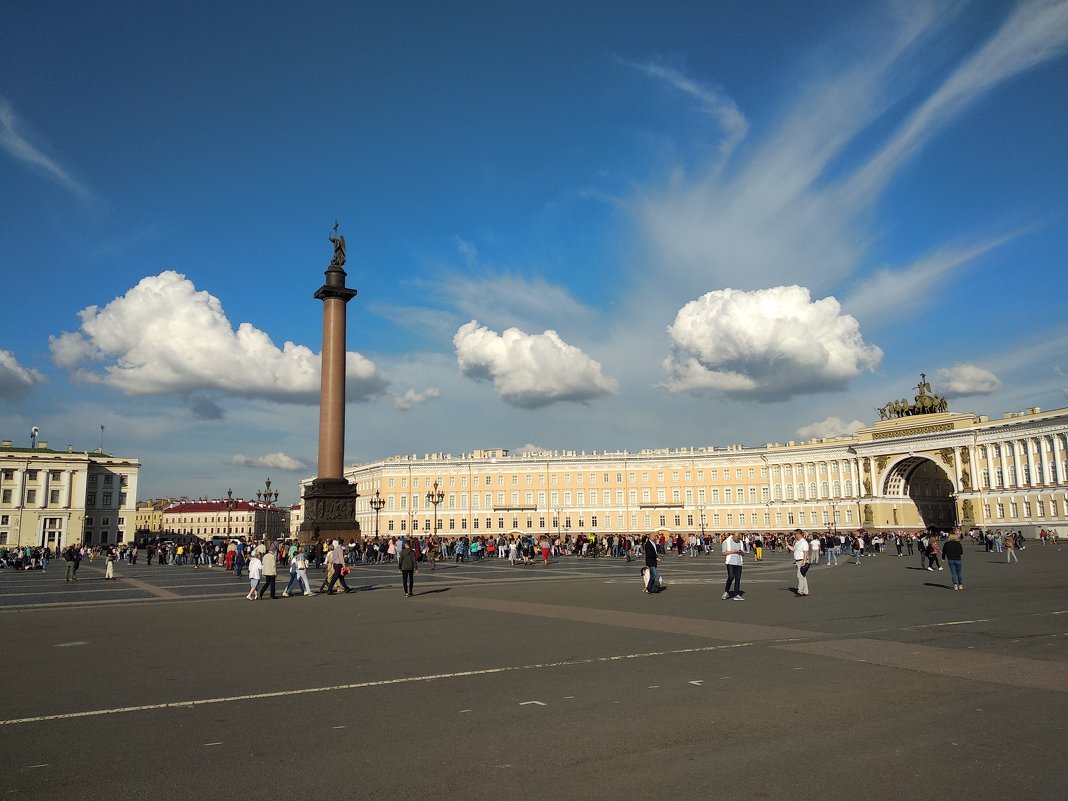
<box><xmin>2</xmin><ymin>0</ymin><xmax>1066</xmax><ymax>504</ymax></box>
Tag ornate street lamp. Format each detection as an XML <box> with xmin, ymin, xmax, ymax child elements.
<box><xmin>426</xmin><ymin>480</ymin><xmax>444</xmax><ymax>536</ymax></box>
<box><xmin>256</xmin><ymin>477</ymin><xmax>279</xmax><ymax>541</ymax></box>
<box><xmin>225</xmin><ymin>487</ymin><xmax>236</xmax><ymax>540</ymax></box>
<box><xmin>697</xmin><ymin>504</ymin><xmax>706</xmax><ymax>538</ymax></box>
<box><xmin>369</xmin><ymin>489</ymin><xmax>385</xmax><ymax>538</ymax></box>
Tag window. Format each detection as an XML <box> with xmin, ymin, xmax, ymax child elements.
<box><xmin>49</xmin><ymin>470</ymin><xmax>61</xmax><ymax>481</ymax></box>
<box><xmin>26</xmin><ymin>470</ymin><xmax>38</xmax><ymax>481</ymax></box>
<box><xmin>103</xmin><ymin>474</ymin><xmax>113</xmax><ymax>485</ymax></box>
<box><xmin>50</xmin><ymin>490</ymin><xmax>60</xmax><ymax>504</ymax></box>
<box><xmin>2</xmin><ymin>490</ymin><xmax>11</xmax><ymax>504</ymax></box>
<box><xmin>26</xmin><ymin>489</ymin><xmax>36</xmax><ymax>504</ymax></box>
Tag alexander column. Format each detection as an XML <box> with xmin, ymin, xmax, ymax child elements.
<box><xmin>300</xmin><ymin>221</ymin><xmax>359</xmax><ymax>544</ymax></box>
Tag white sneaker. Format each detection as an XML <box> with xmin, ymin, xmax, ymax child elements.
<box><xmin>732</xmin><ymin>595</ymin><xmax>746</xmax><ymax>601</ymax></box>
<box><xmin>281</xmin><ymin>591</ymin><xmax>290</xmax><ymax>597</ymax></box>
<box><xmin>722</xmin><ymin>592</ymin><xmax>730</xmax><ymax>600</ymax></box>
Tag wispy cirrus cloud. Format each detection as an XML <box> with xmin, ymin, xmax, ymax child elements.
<box><xmin>625</xmin><ymin>59</ymin><xmax>749</xmax><ymax>164</ymax></box>
<box><xmin>0</xmin><ymin>95</ymin><xmax>94</xmax><ymax>201</ymax></box>
<box><xmin>632</xmin><ymin>1</ymin><xmax>1068</xmax><ymax>301</ymax></box>
<box><xmin>843</xmin><ymin>233</ymin><xmax>1018</xmax><ymax>327</ymax></box>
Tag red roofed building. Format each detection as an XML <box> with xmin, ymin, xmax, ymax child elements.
<box><xmin>162</xmin><ymin>498</ymin><xmax>288</xmax><ymax>540</ymax></box>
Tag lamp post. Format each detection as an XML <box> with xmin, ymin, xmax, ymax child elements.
<box><xmin>256</xmin><ymin>477</ymin><xmax>279</xmax><ymax>541</ymax></box>
<box><xmin>697</xmin><ymin>504</ymin><xmax>706</xmax><ymax>538</ymax></box>
<box><xmin>426</xmin><ymin>480</ymin><xmax>444</xmax><ymax>537</ymax></box>
<box><xmin>225</xmin><ymin>487</ymin><xmax>236</xmax><ymax>540</ymax></box>
<box><xmin>369</xmin><ymin>489</ymin><xmax>385</xmax><ymax>539</ymax></box>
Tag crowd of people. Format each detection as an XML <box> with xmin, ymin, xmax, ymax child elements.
<box><xmin>2</xmin><ymin>524</ymin><xmax>1055</xmax><ymax>601</ymax></box>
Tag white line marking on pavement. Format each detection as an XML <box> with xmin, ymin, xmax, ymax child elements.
<box><xmin>204</xmin><ymin>743</ymin><xmax>222</xmax><ymax>747</ymax></box>
<box><xmin>28</xmin><ymin>764</ymin><xmax>49</xmax><ymax>768</ymax></box>
<box><xmin>910</xmin><ymin>619</ymin><xmax>991</xmax><ymax>628</ymax></box>
<box><xmin>519</xmin><ymin>701</ymin><xmax>546</xmax><ymax>706</ymax></box>
<box><xmin>54</xmin><ymin>641</ymin><xmax>88</xmax><ymax>648</ymax></box>
<box><xmin>0</xmin><ymin>641</ymin><xmax>759</xmax><ymax>727</ymax></box>
<box><xmin>688</xmin><ymin>680</ymin><xmax>703</xmax><ymax>686</ymax></box>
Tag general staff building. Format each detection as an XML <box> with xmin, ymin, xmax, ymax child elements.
<box><xmin>333</xmin><ymin>396</ymin><xmax>1068</xmax><ymax>540</ymax></box>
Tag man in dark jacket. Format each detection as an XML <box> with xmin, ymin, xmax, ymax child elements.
<box><xmin>398</xmin><ymin>539</ymin><xmax>418</xmax><ymax>597</ymax></box>
<box><xmin>642</xmin><ymin>534</ymin><xmax>661</xmax><ymax>593</ymax></box>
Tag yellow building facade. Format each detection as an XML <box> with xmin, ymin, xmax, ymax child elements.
<box><xmin>334</xmin><ymin>399</ymin><xmax>1067</xmax><ymax>540</ymax></box>
<box><xmin>0</xmin><ymin>439</ymin><xmax>140</xmax><ymax>549</ymax></box>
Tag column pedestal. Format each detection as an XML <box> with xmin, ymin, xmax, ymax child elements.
<box><xmin>300</xmin><ymin>477</ymin><xmax>359</xmax><ymax>544</ymax></box>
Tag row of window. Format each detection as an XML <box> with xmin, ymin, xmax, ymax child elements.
<box><xmin>0</xmin><ymin>488</ymin><xmax>128</xmax><ymax>506</ymax></box>
<box><xmin>0</xmin><ymin>469</ymin><xmax>127</xmax><ymax>486</ymax></box>
<box><xmin>377</xmin><ymin>506</ymin><xmax>861</xmax><ymax>533</ymax></box>
<box><xmin>980</xmin><ymin>464</ymin><xmax>1063</xmax><ymax>488</ymax></box>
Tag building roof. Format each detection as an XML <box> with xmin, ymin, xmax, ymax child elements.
<box><xmin>164</xmin><ymin>500</ymin><xmax>277</xmax><ymax>514</ymax></box>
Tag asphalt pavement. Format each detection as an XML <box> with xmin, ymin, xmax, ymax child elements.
<box><xmin>1</xmin><ymin>542</ymin><xmax>1066</xmax><ymax>801</ymax></box>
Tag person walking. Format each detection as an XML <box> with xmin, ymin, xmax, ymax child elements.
<box><xmin>926</xmin><ymin>537</ymin><xmax>943</xmax><ymax>571</ymax></box>
<box><xmin>398</xmin><ymin>539</ymin><xmax>418</xmax><ymax>597</ymax></box>
<box><xmin>104</xmin><ymin>547</ymin><xmax>117</xmax><ymax>580</ymax></box>
<box><xmin>259</xmin><ymin>545</ymin><xmax>278</xmax><ymax>599</ymax></box>
<box><xmin>246</xmin><ymin>552</ymin><xmax>262</xmax><ymax>600</ymax></box>
<box><xmin>642</xmin><ymin>534</ymin><xmax>661</xmax><ymax>593</ymax></box>
<box><xmin>281</xmin><ymin>549</ymin><xmax>309</xmax><ymax>596</ymax></box>
<box><xmin>721</xmin><ymin>532</ymin><xmax>745</xmax><ymax>600</ymax></box>
<box><xmin>322</xmin><ymin>541</ymin><xmax>354</xmax><ymax>594</ymax></box>
<box><xmin>792</xmin><ymin>529</ymin><xmax>811</xmax><ymax>597</ymax></box>
<box><xmin>943</xmin><ymin>532</ymin><xmax>965</xmax><ymax>590</ymax></box>
<box><xmin>1005</xmin><ymin>530</ymin><xmax>1019</xmax><ymax>564</ymax></box>
<box><xmin>64</xmin><ymin>545</ymin><xmax>81</xmax><ymax>582</ymax></box>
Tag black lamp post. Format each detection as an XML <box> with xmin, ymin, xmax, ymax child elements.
<box><xmin>426</xmin><ymin>480</ymin><xmax>444</xmax><ymax>536</ymax></box>
<box><xmin>225</xmin><ymin>487</ymin><xmax>236</xmax><ymax>540</ymax></box>
<box><xmin>256</xmin><ymin>478</ymin><xmax>279</xmax><ymax>541</ymax></box>
<box><xmin>369</xmin><ymin>489</ymin><xmax>385</xmax><ymax>538</ymax></box>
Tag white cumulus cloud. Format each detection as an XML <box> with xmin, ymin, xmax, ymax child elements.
<box><xmin>0</xmin><ymin>349</ymin><xmax>45</xmax><ymax>402</ymax></box>
<box><xmin>49</xmin><ymin>271</ymin><xmax>387</xmax><ymax>404</ymax></box>
<box><xmin>796</xmin><ymin>416</ymin><xmax>867</xmax><ymax>440</ymax></box>
<box><xmin>454</xmin><ymin>321</ymin><xmax>619</xmax><ymax>409</ymax></box>
<box><xmin>662</xmin><ymin>286</ymin><xmax>882</xmax><ymax>400</ymax></box>
<box><xmin>936</xmin><ymin>364</ymin><xmax>1002</xmax><ymax>397</ymax></box>
<box><xmin>229</xmin><ymin>452</ymin><xmax>308</xmax><ymax>472</ymax></box>
<box><xmin>392</xmin><ymin>386</ymin><xmax>441</xmax><ymax>411</ymax></box>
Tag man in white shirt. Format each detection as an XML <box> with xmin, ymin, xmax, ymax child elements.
<box><xmin>792</xmin><ymin>529</ymin><xmax>810</xmax><ymax>597</ymax></box>
<box><xmin>721</xmin><ymin>532</ymin><xmax>745</xmax><ymax>600</ymax></box>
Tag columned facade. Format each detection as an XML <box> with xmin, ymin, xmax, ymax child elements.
<box><xmin>324</xmin><ymin>404</ymin><xmax>1068</xmax><ymax>539</ymax></box>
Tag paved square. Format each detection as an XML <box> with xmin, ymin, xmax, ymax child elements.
<box><xmin>1</xmin><ymin>544</ymin><xmax>1066</xmax><ymax>800</ymax></box>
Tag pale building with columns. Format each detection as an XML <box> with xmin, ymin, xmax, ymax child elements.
<box><xmin>0</xmin><ymin>438</ymin><xmax>140</xmax><ymax>549</ymax></box>
<box><xmin>327</xmin><ymin>393</ymin><xmax>1067</xmax><ymax>540</ymax></box>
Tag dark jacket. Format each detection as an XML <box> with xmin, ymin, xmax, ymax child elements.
<box><xmin>643</xmin><ymin>539</ymin><xmax>658</xmax><ymax>567</ymax></box>
<box><xmin>398</xmin><ymin>546</ymin><xmax>418</xmax><ymax>572</ymax></box>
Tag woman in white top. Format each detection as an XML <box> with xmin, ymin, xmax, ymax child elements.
<box><xmin>246</xmin><ymin>554</ymin><xmax>263</xmax><ymax>600</ymax></box>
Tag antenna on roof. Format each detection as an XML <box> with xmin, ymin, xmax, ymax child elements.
<box><xmin>30</xmin><ymin>426</ymin><xmax>39</xmax><ymax>449</ymax></box>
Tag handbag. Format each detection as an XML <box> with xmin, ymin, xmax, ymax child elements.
<box><xmin>800</xmin><ymin>563</ymin><xmax>810</xmax><ymax>576</ymax></box>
